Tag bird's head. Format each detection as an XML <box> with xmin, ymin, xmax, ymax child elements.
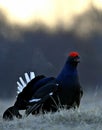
<box><xmin>67</xmin><ymin>51</ymin><xmax>80</xmax><ymax>67</ymax></box>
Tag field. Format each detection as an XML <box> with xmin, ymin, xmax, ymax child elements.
<box><xmin>0</xmin><ymin>91</ymin><xmax>102</xmax><ymax>130</ymax></box>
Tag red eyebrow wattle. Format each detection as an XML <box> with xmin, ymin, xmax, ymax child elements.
<box><xmin>69</xmin><ymin>52</ymin><xmax>79</xmax><ymax>57</ymax></box>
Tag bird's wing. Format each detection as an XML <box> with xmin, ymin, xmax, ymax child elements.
<box><xmin>17</xmin><ymin>72</ymin><xmax>35</xmax><ymax>94</ymax></box>
<box><xmin>25</xmin><ymin>82</ymin><xmax>59</xmax><ymax>117</ymax></box>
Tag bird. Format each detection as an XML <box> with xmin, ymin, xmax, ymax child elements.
<box><xmin>3</xmin><ymin>51</ymin><xmax>83</xmax><ymax>120</ymax></box>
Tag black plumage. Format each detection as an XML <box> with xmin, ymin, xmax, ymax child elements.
<box><xmin>3</xmin><ymin>51</ymin><xmax>83</xmax><ymax>120</ymax></box>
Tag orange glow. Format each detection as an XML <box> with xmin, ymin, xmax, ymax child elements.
<box><xmin>0</xmin><ymin>0</ymin><xmax>89</xmax><ymax>27</ymax></box>
<box><xmin>0</xmin><ymin>0</ymin><xmax>101</xmax><ymax>30</ymax></box>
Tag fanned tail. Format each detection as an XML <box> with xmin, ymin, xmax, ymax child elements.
<box><xmin>17</xmin><ymin>72</ymin><xmax>35</xmax><ymax>94</ymax></box>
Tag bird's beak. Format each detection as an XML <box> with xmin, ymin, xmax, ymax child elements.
<box><xmin>74</xmin><ymin>57</ymin><xmax>80</xmax><ymax>63</ymax></box>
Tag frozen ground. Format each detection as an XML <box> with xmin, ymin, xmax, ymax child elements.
<box><xmin>0</xmin><ymin>90</ymin><xmax>102</xmax><ymax>130</ymax></box>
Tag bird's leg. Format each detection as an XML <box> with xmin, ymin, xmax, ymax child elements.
<box><xmin>57</xmin><ymin>95</ymin><xmax>63</xmax><ymax>109</ymax></box>
<box><xmin>50</xmin><ymin>95</ymin><xmax>59</xmax><ymax>109</ymax></box>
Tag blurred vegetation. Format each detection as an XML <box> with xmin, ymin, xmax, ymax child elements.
<box><xmin>0</xmin><ymin>7</ymin><xmax>102</xmax><ymax>98</ymax></box>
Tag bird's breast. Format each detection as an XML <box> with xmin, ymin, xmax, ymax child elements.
<box><xmin>58</xmin><ymin>75</ymin><xmax>79</xmax><ymax>88</ymax></box>
<box><xmin>57</xmin><ymin>75</ymin><xmax>80</xmax><ymax>105</ymax></box>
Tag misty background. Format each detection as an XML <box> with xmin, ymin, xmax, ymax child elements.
<box><xmin>0</xmin><ymin>1</ymin><xmax>102</xmax><ymax>99</ymax></box>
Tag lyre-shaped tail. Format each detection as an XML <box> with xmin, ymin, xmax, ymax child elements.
<box><xmin>17</xmin><ymin>72</ymin><xmax>35</xmax><ymax>94</ymax></box>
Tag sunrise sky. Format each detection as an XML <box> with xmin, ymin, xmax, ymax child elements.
<box><xmin>0</xmin><ymin>0</ymin><xmax>102</xmax><ymax>28</ymax></box>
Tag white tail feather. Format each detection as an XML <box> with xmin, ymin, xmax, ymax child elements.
<box><xmin>24</xmin><ymin>73</ymin><xmax>31</xmax><ymax>83</ymax></box>
<box><xmin>17</xmin><ymin>86</ymin><xmax>23</xmax><ymax>94</ymax></box>
<box><xmin>17</xmin><ymin>91</ymin><xmax>20</xmax><ymax>94</ymax></box>
<box><xmin>17</xmin><ymin>81</ymin><xmax>23</xmax><ymax>88</ymax></box>
<box><xmin>17</xmin><ymin>86</ymin><xmax>23</xmax><ymax>92</ymax></box>
<box><xmin>19</xmin><ymin>77</ymin><xmax>26</xmax><ymax>87</ymax></box>
<box><xmin>30</xmin><ymin>72</ymin><xmax>35</xmax><ymax>80</ymax></box>
<box><xmin>16</xmin><ymin>72</ymin><xmax>35</xmax><ymax>95</ymax></box>
<box><xmin>17</xmin><ymin>81</ymin><xmax>24</xmax><ymax>93</ymax></box>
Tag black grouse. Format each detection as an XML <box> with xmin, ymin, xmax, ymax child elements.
<box><xmin>3</xmin><ymin>51</ymin><xmax>83</xmax><ymax>120</ymax></box>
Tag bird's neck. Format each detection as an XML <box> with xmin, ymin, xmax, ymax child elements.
<box><xmin>56</xmin><ymin>63</ymin><xmax>78</xmax><ymax>83</ymax></box>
